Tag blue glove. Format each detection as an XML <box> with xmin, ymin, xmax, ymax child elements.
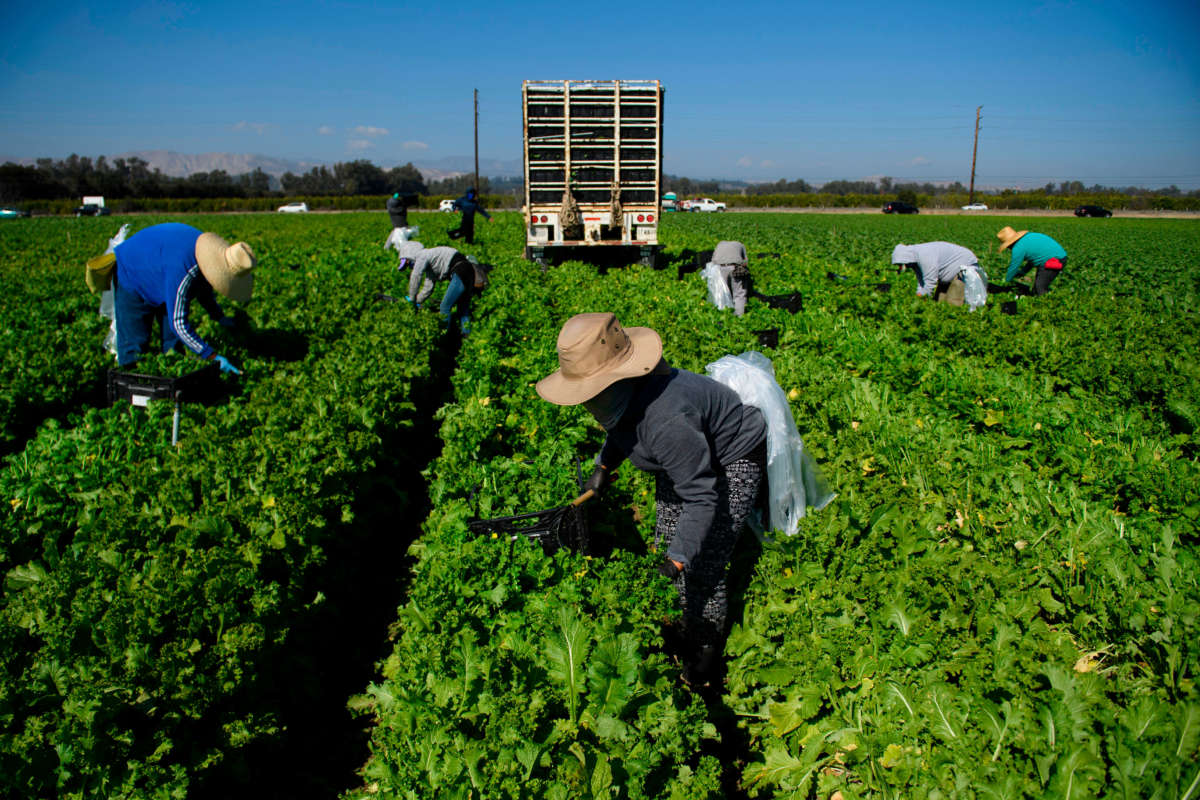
<box><xmin>213</xmin><ymin>355</ymin><xmax>241</xmax><ymax>375</ymax></box>
<box><xmin>218</xmin><ymin>316</ymin><xmax>235</xmax><ymax>329</ymax></box>
<box><xmin>406</xmin><ymin>295</ymin><xmax>421</xmax><ymax>310</ymax></box>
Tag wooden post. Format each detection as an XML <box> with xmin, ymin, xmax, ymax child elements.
<box><xmin>968</xmin><ymin>105</ymin><xmax>982</xmax><ymax>205</ymax></box>
<box><xmin>474</xmin><ymin>89</ymin><xmax>479</xmax><ymax>193</ymax></box>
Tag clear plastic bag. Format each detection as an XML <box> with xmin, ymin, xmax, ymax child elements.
<box><xmin>702</xmin><ymin>262</ymin><xmax>733</xmax><ymax>311</ymax></box>
<box><xmin>100</xmin><ymin>224</ymin><xmax>131</xmax><ymax>356</ymax></box>
<box><xmin>962</xmin><ymin>265</ymin><xmax>988</xmax><ymax>311</ymax></box>
<box><xmin>383</xmin><ymin>226</ymin><xmax>419</xmax><ymax>251</ymax></box>
<box><xmin>706</xmin><ymin>351</ymin><xmax>835</xmax><ymax>537</ymax></box>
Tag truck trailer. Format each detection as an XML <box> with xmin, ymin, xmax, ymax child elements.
<box><xmin>523</xmin><ymin>79</ymin><xmax>664</xmax><ymax>267</ymax></box>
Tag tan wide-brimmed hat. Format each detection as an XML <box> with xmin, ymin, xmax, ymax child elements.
<box><xmin>536</xmin><ymin>312</ymin><xmax>663</xmax><ymax>406</ymax></box>
<box><xmin>996</xmin><ymin>226</ymin><xmax>1028</xmax><ymax>251</ymax></box>
<box><xmin>195</xmin><ymin>233</ymin><xmax>256</xmax><ymax>302</ymax></box>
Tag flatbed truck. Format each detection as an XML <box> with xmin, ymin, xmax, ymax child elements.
<box><xmin>522</xmin><ymin>79</ymin><xmax>664</xmax><ymax>267</ymax></box>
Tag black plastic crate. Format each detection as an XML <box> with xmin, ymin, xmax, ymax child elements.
<box><xmin>107</xmin><ymin>362</ymin><xmax>221</xmax><ymax>407</ymax></box>
<box><xmin>754</xmin><ymin>328</ymin><xmax>780</xmax><ymax>348</ymax></box>
<box><xmin>676</xmin><ymin>248</ymin><xmax>713</xmax><ymax>280</ymax></box>
<box><xmin>467</xmin><ymin>503</ymin><xmax>589</xmax><ymax>556</ymax></box>
<box><xmin>760</xmin><ymin>292</ymin><xmax>803</xmax><ymax>313</ymax></box>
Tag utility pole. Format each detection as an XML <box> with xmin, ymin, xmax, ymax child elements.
<box><xmin>473</xmin><ymin>89</ymin><xmax>480</xmax><ymax>193</ymax></box>
<box><xmin>968</xmin><ymin>105</ymin><xmax>982</xmax><ymax>205</ymax></box>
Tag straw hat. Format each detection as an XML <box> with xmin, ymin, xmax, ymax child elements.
<box><xmin>996</xmin><ymin>226</ymin><xmax>1028</xmax><ymax>251</ymax></box>
<box><xmin>536</xmin><ymin>312</ymin><xmax>663</xmax><ymax>406</ymax></box>
<box><xmin>195</xmin><ymin>233</ymin><xmax>256</xmax><ymax>302</ymax></box>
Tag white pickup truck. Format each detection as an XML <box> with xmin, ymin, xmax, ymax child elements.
<box><xmin>686</xmin><ymin>197</ymin><xmax>726</xmax><ymax>212</ymax></box>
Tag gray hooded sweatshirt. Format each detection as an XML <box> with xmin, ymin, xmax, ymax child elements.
<box><xmin>891</xmin><ymin>241</ymin><xmax>982</xmax><ymax>297</ymax></box>
<box><xmin>406</xmin><ymin>245</ymin><xmax>462</xmax><ymax>303</ymax></box>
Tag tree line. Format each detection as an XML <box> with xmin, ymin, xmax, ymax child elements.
<box><xmin>2</xmin><ymin>155</ymin><xmax>1197</xmax><ymax>208</ymax></box>
<box><xmin>0</xmin><ymin>155</ymin><xmax>511</xmax><ymax>204</ymax></box>
<box><xmin>668</xmin><ymin>173</ymin><xmax>1199</xmax><ymax>199</ymax></box>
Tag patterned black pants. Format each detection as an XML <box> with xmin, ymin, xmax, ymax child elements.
<box><xmin>654</xmin><ymin>441</ymin><xmax>766</xmax><ymax>646</ymax></box>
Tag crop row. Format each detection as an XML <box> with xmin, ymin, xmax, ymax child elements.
<box><xmin>0</xmin><ymin>213</ymin><xmax>443</xmax><ymax>798</ymax></box>
<box><xmin>1</xmin><ymin>211</ymin><xmax>1197</xmax><ymax>798</ymax></box>
<box><xmin>348</xmin><ymin>212</ymin><xmax>1199</xmax><ymax>798</ymax></box>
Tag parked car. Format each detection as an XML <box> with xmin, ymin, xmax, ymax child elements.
<box><xmin>1074</xmin><ymin>204</ymin><xmax>1112</xmax><ymax>218</ymax></box>
<box><xmin>0</xmin><ymin>206</ymin><xmax>31</xmax><ymax>219</ymax></box>
<box><xmin>961</xmin><ymin>203</ymin><xmax>988</xmax><ymax>211</ymax></box>
<box><xmin>882</xmin><ymin>201</ymin><xmax>919</xmax><ymax>214</ymax></box>
<box><xmin>277</xmin><ymin>202</ymin><xmax>309</xmax><ymax>213</ymax></box>
<box><xmin>688</xmin><ymin>197</ymin><xmax>726</xmax><ymax>212</ymax></box>
<box><xmin>74</xmin><ymin>203</ymin><xmax>111</xmax><ymax>217</ymax></box>
<box><xmin>438</xmin><ymin>199</ymin><xmax>456</xmax><ymax>213</ymax></box>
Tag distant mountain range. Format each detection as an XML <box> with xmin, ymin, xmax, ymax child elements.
<box><xmin>0</xmin><ymin>150</ymin><xmax>524</xmax><ymax>182</ymax></box>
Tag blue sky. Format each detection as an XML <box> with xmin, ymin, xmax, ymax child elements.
<box><xmin>2</xmin><ymin>0</ymin><xmax>1198</xmax><ymax>189</ymax></box>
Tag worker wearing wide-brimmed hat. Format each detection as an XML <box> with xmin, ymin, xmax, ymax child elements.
<box><xmin>997</xmin><ymin>226</ymin><xmax>1067</xmax><ymax>295</ymax></box>
<box><xmin>537</xmin><ymin>312</ymin><xmax>768</xmax><ymax>686</ymax></box>
<box><xmin>109</xmin><ymin>222</ymin><xmax>253</xmax><ymax>373</ymax></box>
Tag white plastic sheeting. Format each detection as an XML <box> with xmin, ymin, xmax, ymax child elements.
<box><xmin>383</xmin><ymin>226</ymin><xmax>420</xmax><ymax>252</ymax></box>
<box><xmin>962</xmin><ymin>265</ymin><xmax>988</xmax><ymax>311</ymax></box>
<box><xmin>706</xmin><ymin>351</ymin><xmax>835</xmax><ymax>537</ymax></box>
<box><xmin>100</xmin><ymin>224</ymin><xmax>131</xmax><ymax>357</ymax></box>
<box><xmin>702</xmin><ymin>262</ymin><xmax>733</xmax><ymax>311</ymax></box>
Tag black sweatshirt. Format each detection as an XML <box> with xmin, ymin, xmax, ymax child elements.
<box><xmin>598</xmin><ymin>368</ymin><xmax>766</xmax><ymax>566</ymax></box>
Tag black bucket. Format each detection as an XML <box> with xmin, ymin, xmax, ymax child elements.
<box><xmin>1002</xmin><ymin>300</ymin><xmax>1018</xmax><ymax>315</ymax></box>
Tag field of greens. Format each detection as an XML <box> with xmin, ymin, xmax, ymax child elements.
<box><xmin>2</xmin><ymin>210</ymin><xmax>1198</xmax><ymax>799</ymax></box>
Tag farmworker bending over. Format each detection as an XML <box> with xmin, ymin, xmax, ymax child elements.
<box><xmin>448</xmin><ymin>187</ymin><xmax>491</xmax><ymax>244</ymax></box>
<box><xmin>404</xmin><ymin>242</ymin><xmax>490</xmax><ymax>334</ymax></box>
<box><xmin>383</xmin><ymin>193</ymin><xmax>418</xmax><ymax>251</ymax></box>
<box><xmin>891</xmin><ymin>241</ymin><xmax>986</xmax><ymax>306</ymax></box>
<box><xmin>712</xmin><ymin>240</ymin><xmax>752</xmax><ymax>316</ymax></box>
<box><xmin>110</xmin><ymin>222</ymin><xmax>253</xmax><ymax>374</ymax></box>
<box><xmin>536</xmin><ymin>313</ymin><xmax>768</xmax><ymax>686</ymax></box>
<box><xmin>997</xmin><ymin>226</ymin><xmax>1067</xmax><ymax>295</ymax></box>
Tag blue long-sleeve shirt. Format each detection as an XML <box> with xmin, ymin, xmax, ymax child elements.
<box><xmin>113</xmin><ymin>223</ymin><xmax>224</xmax><ymax>358</ymax></box>
<box><xmin>452</xmin><ymin>194</ymin><xmax>491</xmax><ymax>221</ymax></box>
<box><xmin>1006</xmin><ymin>232</ymin><xmax>1067</xmax><ymax>282</ymax></box>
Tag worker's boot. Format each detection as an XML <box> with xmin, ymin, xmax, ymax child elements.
<box><xmin>683</xmin><ymin>643</ymin><xmax>720</xmax><ymax>689</ymax></box>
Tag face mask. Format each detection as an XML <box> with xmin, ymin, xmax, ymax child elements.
<box><xmin>583</xmin><ymin>380</ymin><xmax>635</xmax><ymax>431</ymax></box>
